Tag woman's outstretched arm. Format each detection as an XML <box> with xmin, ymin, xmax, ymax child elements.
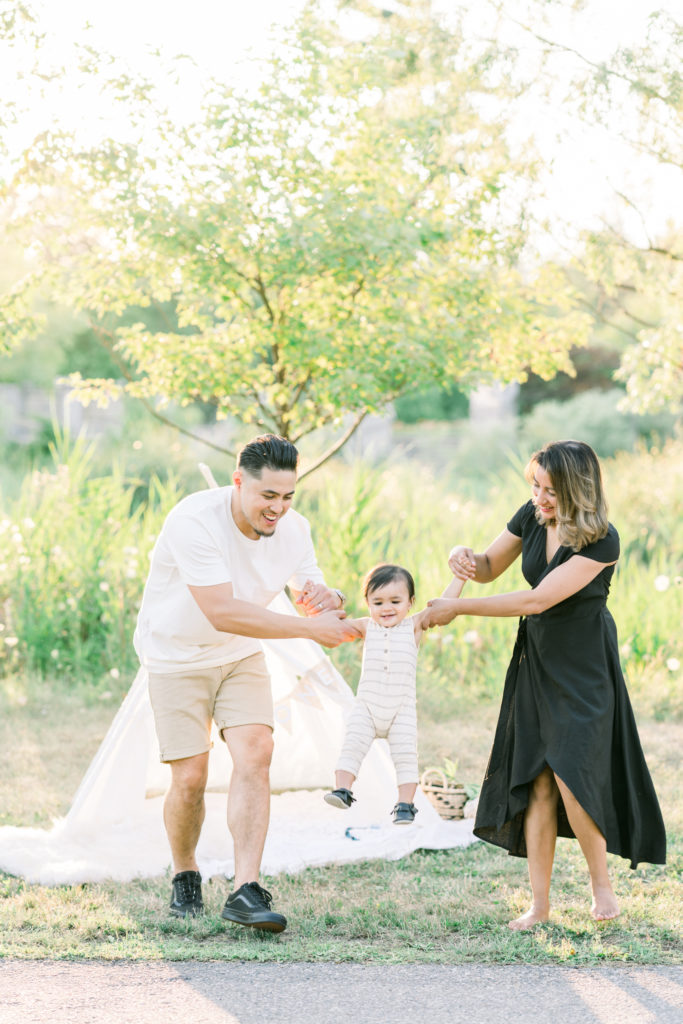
<box><xmin>425</xmin><ymin>553</ymin><xmax>616</xmax><ymax>627</ymax></box>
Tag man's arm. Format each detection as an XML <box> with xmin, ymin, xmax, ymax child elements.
<box><xmin>188</xmin><ymin>582</ymin><xmax>360</xmax><ymax>646</ymax></box>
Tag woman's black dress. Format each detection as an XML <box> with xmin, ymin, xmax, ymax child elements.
<box><xmin>473</xmin><ymin>500</ymin><xmax>666</xmax><ymax>868</ymax></box>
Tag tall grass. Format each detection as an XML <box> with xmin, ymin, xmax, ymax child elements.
<box><xmin>0</xmin><ymin>431</ymin><xmax>182</xmax><ymax>685</ymax></box>
<box><xmin>1</xmin><ymin>433</ymin><xmax>680</xmax><ymax>717</ymax></box>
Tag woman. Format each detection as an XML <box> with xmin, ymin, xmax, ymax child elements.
<box><xmin>424</xmin><ymin>440</ymin><xmax>666</xmax><ymax>930</ymax></box>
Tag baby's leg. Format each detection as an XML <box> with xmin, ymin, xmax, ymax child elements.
<box><xmin>335</xmin><ymin>769</ymin><xmax>356</xmax><ymax>791</ymax></box>
<box><xmin>387</xmin><ymin>702</ymin><xmax>418</xmax><ymax>802</ymax></box>
<box><xmin>336</xmin><ymin>700</ymin><xmax>376</xmax><ymax>782</ymax></box>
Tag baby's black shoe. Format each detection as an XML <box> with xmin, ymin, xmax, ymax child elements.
<box><xmin>392</xmin><ymin>802</ymin><xmax>418</xmax><ymax>825</ymax></box>
<box><xmin>324</xmin><ymin>788</ymin><xmax>356</xmax><ymax>809</ymax></box>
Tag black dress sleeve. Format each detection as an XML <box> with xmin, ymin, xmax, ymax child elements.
<box><xmin>579</xmin><ymin>523</ymin><xmax>620</xmax><ymax>563</ymax></box>
<box><xmin>507</xmin><ymin>500</ymin><xmax>534</xmax><ymax>538</ymax></box>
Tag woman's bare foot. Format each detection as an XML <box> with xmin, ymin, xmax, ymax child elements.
<box><xmin>591</xmin><ymin>884</ymin><xmax>620</xmax><ymax>922</ymax></box>
<box><xmin>508</xmin><ymin>905</ymin><xmax>549</xmax><ymax>931</ymax></box>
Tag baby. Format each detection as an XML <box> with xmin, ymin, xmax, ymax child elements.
<box><xmin>324</xmin><ymin>563</ymin><xmax>463</xmax><ymax>824</ymax></box>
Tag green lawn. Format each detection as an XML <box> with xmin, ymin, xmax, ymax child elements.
<box><xmin>1</xmin><ymin>683</ymin><xmax>680</xmax><ymax>965</ymax></box>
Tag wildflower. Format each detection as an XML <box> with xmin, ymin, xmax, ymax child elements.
<box><xmin>110</xmin><ymin>668</ymin><xmax>120</xmax><ymax>680</ymax></box>
<box><xmin>4</xmin><ymin>637</ymin><xmax>19</xmax><ymax>647</ymax></box>
<box><xmin>132</xmin><ymin>440</ymin><xmax>143</xmax><ymax>450</ymax></box>
<box><xmin>463</xmin><ymin>630</ymin><xmax>479</xmax><ymax>645</ymax></box>
<box><xmin>654</xmin><ymin>575</ymin><xmax>670</xmax><ymax>592</ymax></box>
<box><xmin>620</xmin><ymin>643</ymin><xmax>632</xmax><ymax>659</ymax></box>
<box><xmin>99</xmin><ymin>581</ymin><xmax>110</xmax><ymax>592</ymax></box>
<box><xmin>22</xmin><ymin>518</ymin><xmax>36</xmax><ymax>530</ymax></box>
<box><xmin>51</xmin><ymin>649</ymin><xmax>59</xmax><ymax>660</ymax></box>
<box><xmin>100</xmin><ymin>691</ymin><xmax>113</xmax><ymax>700</ymax></box>
<box><xmin>442</xmin><ymin>634</ymin><xmax>454</xmax><ymax>645</ymax></box>
<box><xmin>667</xmin><ymin>658</ymin><xmax>680</xmax><ymax>672</ymax></box>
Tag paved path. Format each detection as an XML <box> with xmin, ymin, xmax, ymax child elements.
<box><xmin>1</xmin><ymin>961</ymin><xmax>682</xmax><ymax>1024</ymax></box>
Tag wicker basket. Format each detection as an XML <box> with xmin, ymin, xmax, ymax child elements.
<box><xmin>420</xmin><ymin>767</ymin><xmax>468</xmax><ymax>820</ymax></box>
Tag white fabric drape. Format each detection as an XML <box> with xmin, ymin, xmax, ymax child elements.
<box><xmin>0</xmin><ymin>593</ymin><xmax>476</xmax><ymax>885</ymax></box>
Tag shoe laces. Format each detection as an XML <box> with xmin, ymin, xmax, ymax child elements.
<box><xmin>174</xmin><ymin>873</ymin><xmax>200</xmax><ymax>902</ymax></box>
<box><xmin>246</xmin><ymin>882</ymin><xmax>273</xmax><ymax>908</ymax></box>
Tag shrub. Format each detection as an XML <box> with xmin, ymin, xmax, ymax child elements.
<box><xmin>519</xmin><ymin>388</ymin><xmax>677</xmax><ymax>458</ymax></box>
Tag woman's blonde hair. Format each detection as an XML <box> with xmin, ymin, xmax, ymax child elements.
<box><xmin>525</xmin><ymin>440</ymin><xmax>609</xmax><ymax>551</ymax></box>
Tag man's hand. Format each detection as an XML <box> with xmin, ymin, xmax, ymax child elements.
<box><xmin>309</xmin><ymin>609</ymin><xmax>362</xmax><ymax>647</ymax></box>
<box><xmin>296</xmin><ymin>579</ymin><xmax>343</xmax><ymax>616</ymax></box>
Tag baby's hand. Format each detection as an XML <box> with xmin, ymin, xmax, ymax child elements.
<box><xmin>343</xmin><ymin>617</ymin><xmax>366</xmax><ymax>641</ymax></box>
<box><xmin>448</xmin><ymin>546</ymin><xmax>476</xmax><ymax>580</ymax></box>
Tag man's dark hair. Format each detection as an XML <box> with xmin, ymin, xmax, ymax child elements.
<box><xmin>363</xmin><ymin>563</ymin><xmax>416</xmax><ymax>601</ymax></box>
<box><xmin>237</xmin><ymin>434</ymin><xmax>299</xmax><ymax>477</ymax></box>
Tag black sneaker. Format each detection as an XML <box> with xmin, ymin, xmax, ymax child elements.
<box><xmin>324</xmin><ymin>788</ymin><xmax>356</xmax><ymax>809</ymax></box>
<box><xmin>221</xmin><ymin>882</ymin><xmax>287</xmax><ymax>933</ymax></box>
<box><xmin>169</xmin><ymin>870</ymin><xmax>204</xmax><ymax>917</ymax></box>
<box><xmin>392</xmin><ymin>802</ymin><xmax>418</xmax><ymax>825</ymax></box>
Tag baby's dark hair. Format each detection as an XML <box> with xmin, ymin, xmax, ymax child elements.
<box><xmin>363</xmin><ymin>563</ymin><xmax>415</xmax><ymax>602</ymax></box>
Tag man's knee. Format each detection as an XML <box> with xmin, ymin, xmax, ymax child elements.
<box><xmin>170</xmin><ymin>754</ymin><xmax>209</xmax><ymax>801</ymax></box>
<box><xmin>225</xmin><ymin>725</ymin><xmax>274</xmax><ymax>774</ymax></box>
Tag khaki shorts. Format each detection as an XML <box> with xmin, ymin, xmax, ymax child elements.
<box><xmin>148</xmin><ymin>650</ymin><xmax>273</xmax><ymax>762</ymax></box>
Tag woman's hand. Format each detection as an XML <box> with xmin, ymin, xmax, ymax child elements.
<box><xmin>412</xmin><ymin>607</ymin><xmax>432</xmax><ymax>634</ymax></box>
<box><xmin>422</xmin><ymin>598</ymin><xmax>460</xmax><ymax>629</ymax></box>
<box><xmin>448</xmin><ymin>546</ymin><xmax>477</xmax><ymax>581</ymax></box>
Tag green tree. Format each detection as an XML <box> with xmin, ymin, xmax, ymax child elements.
<box><xmin>506</xmin><ymin>3</ymin><xmax>682</xmax><ymax>414</ymax></box>
<box><xmin>0</xmin><ymin>0</ymin><xmax>590</xmax><ymax>471</ymax></box>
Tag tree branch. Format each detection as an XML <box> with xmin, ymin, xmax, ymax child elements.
<box><xmin>290</xmin><ymin>370</ymin><xmax>312</xmax><ymax>408</ymax></box>
<box><xmin>510</xmin><ymin>20</ymin><xmax>673</xmax><ymax>106</ymax></box>
<box><xmin>134</xmin><ymin>395</ymin><xmax>236</xmax><ymax>458</ymax></box>
<box><xmin>298</xmin><ymin>410</ymin><xmax>369</xmax><ymax>480</ymax></box>
<box><xmin>254</xmin><ymin>270</ymin><xmax>276</xmax><ymax>323</ymax></box>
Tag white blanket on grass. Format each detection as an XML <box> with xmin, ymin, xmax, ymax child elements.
<box><xmin>0</xmin><ymin>595</ymin><xmax>477</xmax><ymax>885</ymax></box>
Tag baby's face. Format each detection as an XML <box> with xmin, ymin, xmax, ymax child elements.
<box><xmin>367</xmin><ymin>579</ymin><xmax>413</xmax><ymax>628</ymax></box>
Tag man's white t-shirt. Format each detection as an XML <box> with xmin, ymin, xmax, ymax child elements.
<box><xmin>134</xmin><ymin>486</ymin><xmax>325</xmax><ymax>673</ymax></box>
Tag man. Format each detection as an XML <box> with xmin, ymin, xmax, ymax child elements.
<box><xmin>134</xmin><ymin>434</ymin><xmax>356</xmax><ymax>933</ymax></box>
